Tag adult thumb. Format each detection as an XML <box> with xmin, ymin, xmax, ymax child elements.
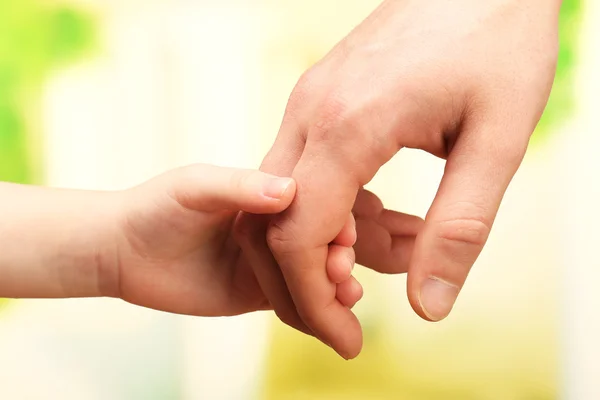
<box><xmin>407</xmin><ymin>120</ymin><xmax>528</xmax><ymax>321</ymax></box>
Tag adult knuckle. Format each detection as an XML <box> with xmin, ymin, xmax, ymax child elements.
<box><xmin>266</xmin><ymin>219</ymin><xmax>301</xmax><ymax>255</ymax></box>
<box><xmin>435</xmin><ymin>214</ymin><xmax>491</xmax><ymax>249</ymax></box>
<box><xmin>311</xmin><ymin>93</ymin><xmax>351</xmax><ymax>142</ymax></box>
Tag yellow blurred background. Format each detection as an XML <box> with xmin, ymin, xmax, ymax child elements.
<box><xmin>0</xmin><ymin>0</ymin><xmax>598</xmax><ymax>399</ymax></box>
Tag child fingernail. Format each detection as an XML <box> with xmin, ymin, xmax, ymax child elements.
<box><xmin>263</xmin><ymin>177</ymin><xmax>293</xmax><ymax>199</ymax></box>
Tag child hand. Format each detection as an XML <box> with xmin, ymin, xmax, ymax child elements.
<box><xmin>111</xmin><ymin>164</ymin><xmax>361</xmax><ymax>318</ymax></box>
<box><xmin>236</xmin><ymin>188</ymin><xmax>423</xmax><ymax>339</ymax></box>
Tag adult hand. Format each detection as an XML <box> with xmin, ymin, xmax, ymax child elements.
<box><xmin>238</xmin><ymin>0</ymin><xmax>560</xmax><ymax>358</ymax></box>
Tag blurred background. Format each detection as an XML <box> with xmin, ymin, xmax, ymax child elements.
<box><xmin>0</xmin><ymin>0</ymin><xmax>597</xmax><ymax>399</ymax></box>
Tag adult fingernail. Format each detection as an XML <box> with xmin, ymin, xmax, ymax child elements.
<box><xmin>418</xmin><ymin>277</ymin><xmax>459</xmax><ymax>322</ymax></box>
<box><xmin>263</xmin><ymin>177</ymin><xmax>293</xmax><ymax>199</ymax></box>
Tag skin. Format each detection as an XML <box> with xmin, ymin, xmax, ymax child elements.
<box><xmin>115</xmin><ymin>164</ymin><xmax>360</xmax><ymax>318</ymax></box>
<box><xmin>236</xmin><ymin>0</ymin><xmax>562</xmax><ymax>359</ymax></box>
<box><xmin>0</xmin><ymin>164</ymin><xmax>419</xmax><ymax>323</ymax></box>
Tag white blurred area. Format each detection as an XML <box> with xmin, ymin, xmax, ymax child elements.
<box><xmin>563</xmin><ymin>0</ymin><xmax>600</xmax><ymax>399</ymax></box>
<box><xmin>0</xmin><ymin>0</ymin><xmax>598</xmax><ymax>399</ymax></box>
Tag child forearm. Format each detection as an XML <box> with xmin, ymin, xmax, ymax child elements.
<box><xmin>0</xmin><ymin>182</ymin><xmax>119</xmax><ymax>299</ymax></box>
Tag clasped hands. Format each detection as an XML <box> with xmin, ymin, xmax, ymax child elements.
<box><xmin>0</xmin><ymin>0</ymin><xmax>559</xmax><ymax>362</ymax></box>
<box><xmin>234</xmin><ymin>0</ymin><xmax>561</xmax><ymax>359</ymax></box>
